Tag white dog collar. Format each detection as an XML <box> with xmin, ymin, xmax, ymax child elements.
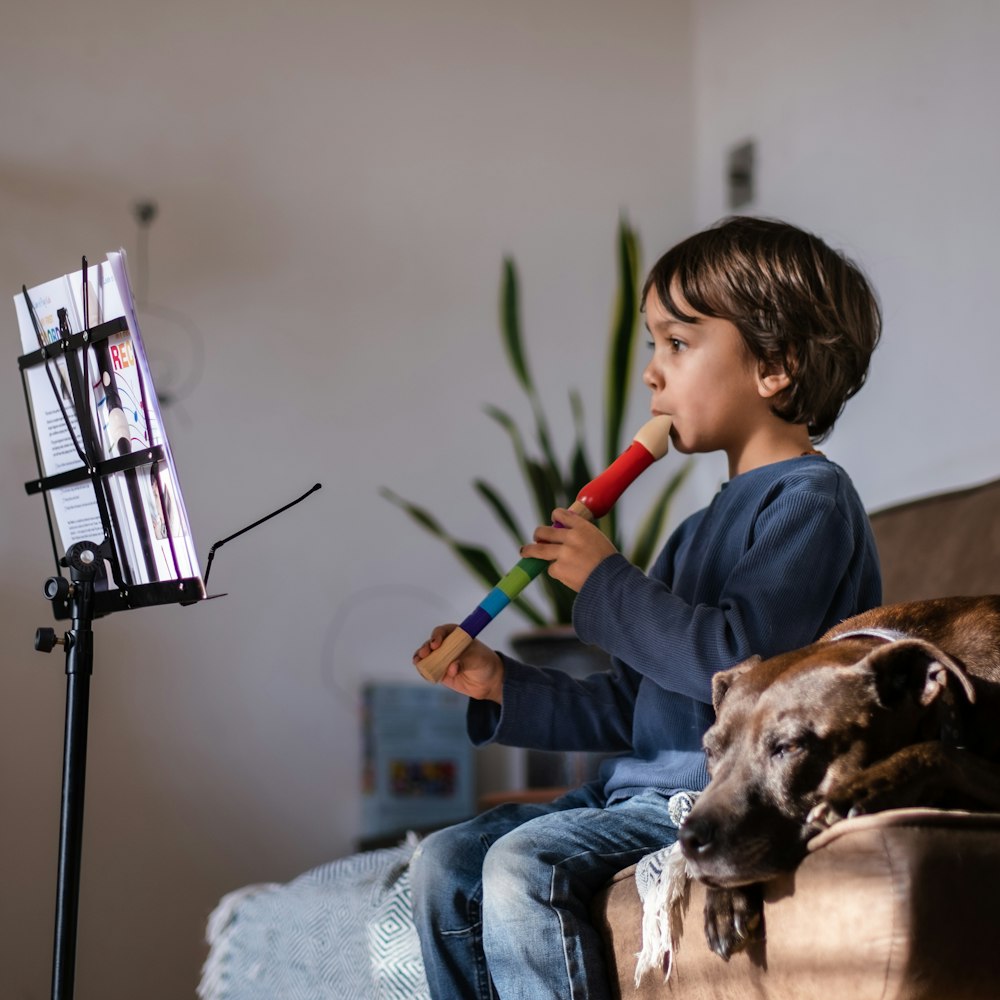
<box><xmin>831</xmin><ymin>627</ymin><xmax>908</xmax><ymax>644</ymax></box>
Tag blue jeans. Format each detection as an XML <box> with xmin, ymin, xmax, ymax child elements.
<box><xmin>409</xmin><ymin>782</ymin><xmax>681</xmax><ymax>1000</ymax></box>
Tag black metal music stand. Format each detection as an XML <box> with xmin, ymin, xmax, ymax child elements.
<box><xmin>16</xmin><ymin>267</ymin><xmax>204</xmax><ymax>1000</ymax></box>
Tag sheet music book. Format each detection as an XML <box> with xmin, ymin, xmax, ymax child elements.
<box><xmin>15</xmin><ymin>252</ymin><xmax>203</xmax><ymax>593</ymax></box>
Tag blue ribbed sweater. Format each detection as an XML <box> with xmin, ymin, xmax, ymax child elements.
<box><xmin>468</xmin><ymin>454</ymin><xmax>882</xmax><ymax>799</ymax></box>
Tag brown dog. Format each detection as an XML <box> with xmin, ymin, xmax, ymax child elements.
<box><xmin>678</xmin><ymin>595</ymin><xmax>1000</xmax><ymax>959</ymax></box>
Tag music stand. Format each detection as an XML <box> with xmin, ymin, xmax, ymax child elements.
<box><xmin>14</xmin><ymin>253</ymin><xmax>205</xmax><ymax>1000</ymax></box>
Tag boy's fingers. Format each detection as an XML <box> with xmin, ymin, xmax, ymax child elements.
<box><xmin>413</xmin><ymin>624</ymin><xmax>458</xmax><ymax>661</ymax></box>
<box><xmin>552</xmin><ymin>507</ymin><xmax>584</xmax><ymax>525</ymax></box>
<box><xmin>532</xmin><ymin>525</ymin><xmax>564</xmax><ymax>544</ymax></box>
<box><xmin>521</xmin><ymin>541</ymin><xmax>557</xmax><ymax>561</ymax></box>
<box><xmin>430</xmin><ymin>624</ymin><xmax>458</xmax><ymax>644</ymax></box>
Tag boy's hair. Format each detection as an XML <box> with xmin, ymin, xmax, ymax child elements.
<box><xmin>642</xmin><ymin>216</ymin><xmax>882</xmax><ymax>442</ymax></box>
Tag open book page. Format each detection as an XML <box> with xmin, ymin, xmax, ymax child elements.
<box><xmin>101</xmin><ymin>252</ymin><xmax>200</xmax><ymax>584</ymax></box>
<box><xmin>15</xmin><ymin>255</ymin><xmax>203</xmax><ymax>594</ymax></box>
<box><xmin>14</xmin><ymin>275</ymin><xmax>106</xmax><ymax>551</ymax></box>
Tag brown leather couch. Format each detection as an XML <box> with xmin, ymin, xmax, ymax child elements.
<box><xmin>593</xmin><ymin>477</ymin><xmax>1000</xmax><ymax>1000</ymax></box>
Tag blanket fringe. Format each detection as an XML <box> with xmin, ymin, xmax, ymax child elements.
<box><xmin>633</xmin><ymin>842</ymin><xmax>692</xmax><ymax>986</ymax></box>
<box><xmin>198</xmin><ymin>883</ymin><xmax>281</xmax><ymax>1000</ymax></box>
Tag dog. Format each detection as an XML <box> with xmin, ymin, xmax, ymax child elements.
<box><xmin>678</xmin><ymin>595</ymin><xmax>1000</xmax><ymax>959</ymax></box>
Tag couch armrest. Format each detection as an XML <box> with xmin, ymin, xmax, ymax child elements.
<box><xmin>594</xmin><ymin>809</ymin><xmax>1000</xmax><ymax>1000</ymax></box>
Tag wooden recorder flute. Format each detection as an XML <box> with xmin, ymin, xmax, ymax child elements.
<box><xmin>415</xmin><ymin>414</ymin><xmax>673</xmax><ymax>682</ymax></box>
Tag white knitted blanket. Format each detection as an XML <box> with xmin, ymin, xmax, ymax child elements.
<box><xmin>633</xmin><ymin>842</ymin><xmax>694</xmax><ymax>985</ymax></box>
<box><xmin>198</xmin><ymin>834</ymin><xmax>429</xmax><ymax>1000</ymax></box>
<box><xmin>633</xmin><ymin>791</ymin><xmax>699</xmax><ymax>986</ymax></box>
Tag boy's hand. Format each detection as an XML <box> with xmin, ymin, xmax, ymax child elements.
<box><xmin>521</xmin><ymin>508</ymin><xmax>618</xmax><ymax>592</ymax></box>
<box><xmin>413</xmin><ymin>624</ymin><xmax>505</xmax><ymax>703</ymax></box>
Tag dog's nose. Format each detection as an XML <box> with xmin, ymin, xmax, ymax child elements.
<box><xmin>678</xmin><ymin>814</ymin><xmax>716</xmax><ymax>859</ymax></box>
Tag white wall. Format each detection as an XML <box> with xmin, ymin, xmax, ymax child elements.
<box><xmin>4</xmin><ymin>1</ymin><xmax>999</xmax><ymax>996</ymax></box>
<box><xmin>690</xmin><ymin>0</ymin><xmax>1000</xmax><ymax>509</ymax></box>
<box><xmin>0</xmin><ymin>2</ymin><xmax>694</xmax><ymax>997</ymax></box>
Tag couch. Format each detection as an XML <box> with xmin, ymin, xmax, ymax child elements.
<box><xmin>201</xmin><ymin>478</ymin><xmax>1000</xmax><ymax>999</ymax></box>
<box><xmin>594</xmin><ymin>475</ymin><xmax>1000</xmax><ymax>999</ymax></box>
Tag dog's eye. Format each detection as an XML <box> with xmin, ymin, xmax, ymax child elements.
<box><xmin>771</xmin><ymin>740</ymin><xmax>802</xmax><ymax>759</ymax></box>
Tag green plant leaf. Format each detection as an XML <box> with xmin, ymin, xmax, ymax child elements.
<box><xmin>567</xmin><ymin>389</ymin><xmax>593</xmax><ymax>491</ymax></box>
<box><xmin>379</xmin><ymin>486</ymin><xmax>548</xmax><ymax>626</ymax></box>
<box><xmin>529</xmin><ymin>457</ymin><xmax>563</xmax><ymax>520</ymax></box>
<box><xmin>484</xmin><ymin>405</ymin><xmax>559</xmax><ymax>524</ymax></box>
<box><xmin>379</xmin><ymin>488</ymin><xmax>498</xmax><ymax>589</ymax></box>
<box><xmin>474</xmin><ymin>479</ymin><xmax>526</xmax><ymax>549</ymax></box>
<box><xmin>498</xmin><ymin>259</ymin><xmax>564</xmax><ymax>489</ymax></box>
<box><xmin>500</xmin><ymin>258</ymin><xmax>531</xmax><ymax>391</ymax></box>
<box><xmin>604</xmin><ymin>218</ymin><xmax>640</xmax><ymax>469</ymax></box>
<box><xmin>378</xmin><ymin>487</ymin><xmax>449</xmax><ymax>537</ymax></box>
<box><xmin>483</xmin><ymin>404</ymin><xmax>529</xmax><ymax>477</ymax></box>
<box><xmin>568</xmin><ymin>443</ymin><xmax>592</xmax><ymax>504</ymax></box>
<box><xmin>625</xmin><ymin>459</ymin><xmax>694</xmax><ymax>571</ymax></box>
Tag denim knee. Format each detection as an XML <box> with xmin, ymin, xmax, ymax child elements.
<box><xmin>411</xmin><ymin>828</ymin><xmax>456</xmax><ymax>904</ymax></box>
<box><xmin>411</xmin><ymin>823</ymin><xmax>490</xmax><ymax>928</ymax></box>
<box><xmin>481</xmin><ymin>830</ymin><xmax>545</xmax><ymax>916</ymax></box>
<box><xmin>411</xmin><ymin>826</ymin><xmax>453</xmax><ymax>888</ymax></box>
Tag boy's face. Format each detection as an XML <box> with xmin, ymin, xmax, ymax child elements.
<box><xmin>642</xmin><ymin>282</ymin><xmax>777</xmax><ymax>466</ymax></box>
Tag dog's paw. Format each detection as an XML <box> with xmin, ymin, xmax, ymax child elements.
<box><xmin>806</xmin><ymin>801</ymin><xmax>847</xmax><ymax>830</ymax></box>
<box><xmin>808</xmin><ymin>790</ymin><xmax>875</xmax><ymax>828</ymax></box>
<box><xmin>819</xmin><ymin>769</ymin><xmax>907</xmax><ymax>822</ymax></box>
<box><xmin>819</xmin><ymin>746</ymin><xmax>949</xmax><ymax>822</ymax></box>
<box><xmin>703</xmin><ymin>884</ymin><xmax>764</xmax><ymax>960</ymax></box>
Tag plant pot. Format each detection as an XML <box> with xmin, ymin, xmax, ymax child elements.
<box><xmin>509</xmin><ymin>626</ymin><xmax>612</xmax><ymax>678</ymax></box>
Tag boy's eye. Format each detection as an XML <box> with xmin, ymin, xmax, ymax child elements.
<box><xmin>647</xmin><ymin>337</ymin><xmax>687</xmax><ymax>351</ymax></box>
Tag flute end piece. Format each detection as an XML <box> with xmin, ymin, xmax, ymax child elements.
<box><xmin>634</xmin><ymin>415</ymin><xmax>673</xmax><ymax>459</ymax></box>
<box><xmin>414</xmin><ymin>627</ymin><xmax>475</xmax><ymax>684</ymax></box>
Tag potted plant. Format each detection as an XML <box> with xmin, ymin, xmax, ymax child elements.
<box><xmin>381</xmin><ymin>218</ymin><xmax>691</xmax><ymax>653</ymax></box>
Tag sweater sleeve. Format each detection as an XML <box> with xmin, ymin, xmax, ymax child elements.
<box><xmin>572</xmin><ymin>489</ymin><xmax>858</xmax><ymax>705</ymax></box>
<box><xmin>467</xmin><ymin>653</ymin><xmax>640</xmax><ymax>752</ymax></box>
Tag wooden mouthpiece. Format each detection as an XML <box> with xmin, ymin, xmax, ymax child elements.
<box><xmin>415</xmin><ymin>627</ymin><xmax>475</xmax><ymax>683</ymax></box>
<box><xmin>633</xmin><ymin>414</ymin><xmax>673</xmax><ymax>460</ymax></box>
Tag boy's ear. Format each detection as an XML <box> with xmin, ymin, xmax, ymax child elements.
<box><xmin>756</xmin><ymin>363</ymin><xmax>792</xmax><ymax>399</ymax></box>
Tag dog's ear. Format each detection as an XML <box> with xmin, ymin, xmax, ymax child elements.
<box><xmin>862</xmin><ymin>638</ymin><xmax>976</xmax><ymax>710</ymax></box>
<box><xmin>712</xmin><ymin>656</ymin><xmax>761</xmax><ymax>712</ymax></box>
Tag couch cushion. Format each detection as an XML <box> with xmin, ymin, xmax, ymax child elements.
<box><xmin>595</xmin><ymin>809</ymin><xmax>1000</xmax><ymax>1000</ymax></box>
<box><xmin>869</xmin><ymin>477</ymin><xmax>1000</xmax><ymax>604</ymax></box>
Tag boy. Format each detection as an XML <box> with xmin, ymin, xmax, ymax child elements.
<box><xmin>410</xmin><ymin>216</ymin><xmax>883</xmax><ymax>1000</ymax></box>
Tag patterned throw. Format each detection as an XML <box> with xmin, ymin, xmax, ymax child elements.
<box><xmin>198</xmin><ymin>834</ymin><xmax>429</xmax><ymax>1000</ymax></box>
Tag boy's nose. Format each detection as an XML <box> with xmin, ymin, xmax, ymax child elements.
<box><xmin>643</xmin><ymin>361</ymin><xmax>662</xmax><ymax>391</ymax></box>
